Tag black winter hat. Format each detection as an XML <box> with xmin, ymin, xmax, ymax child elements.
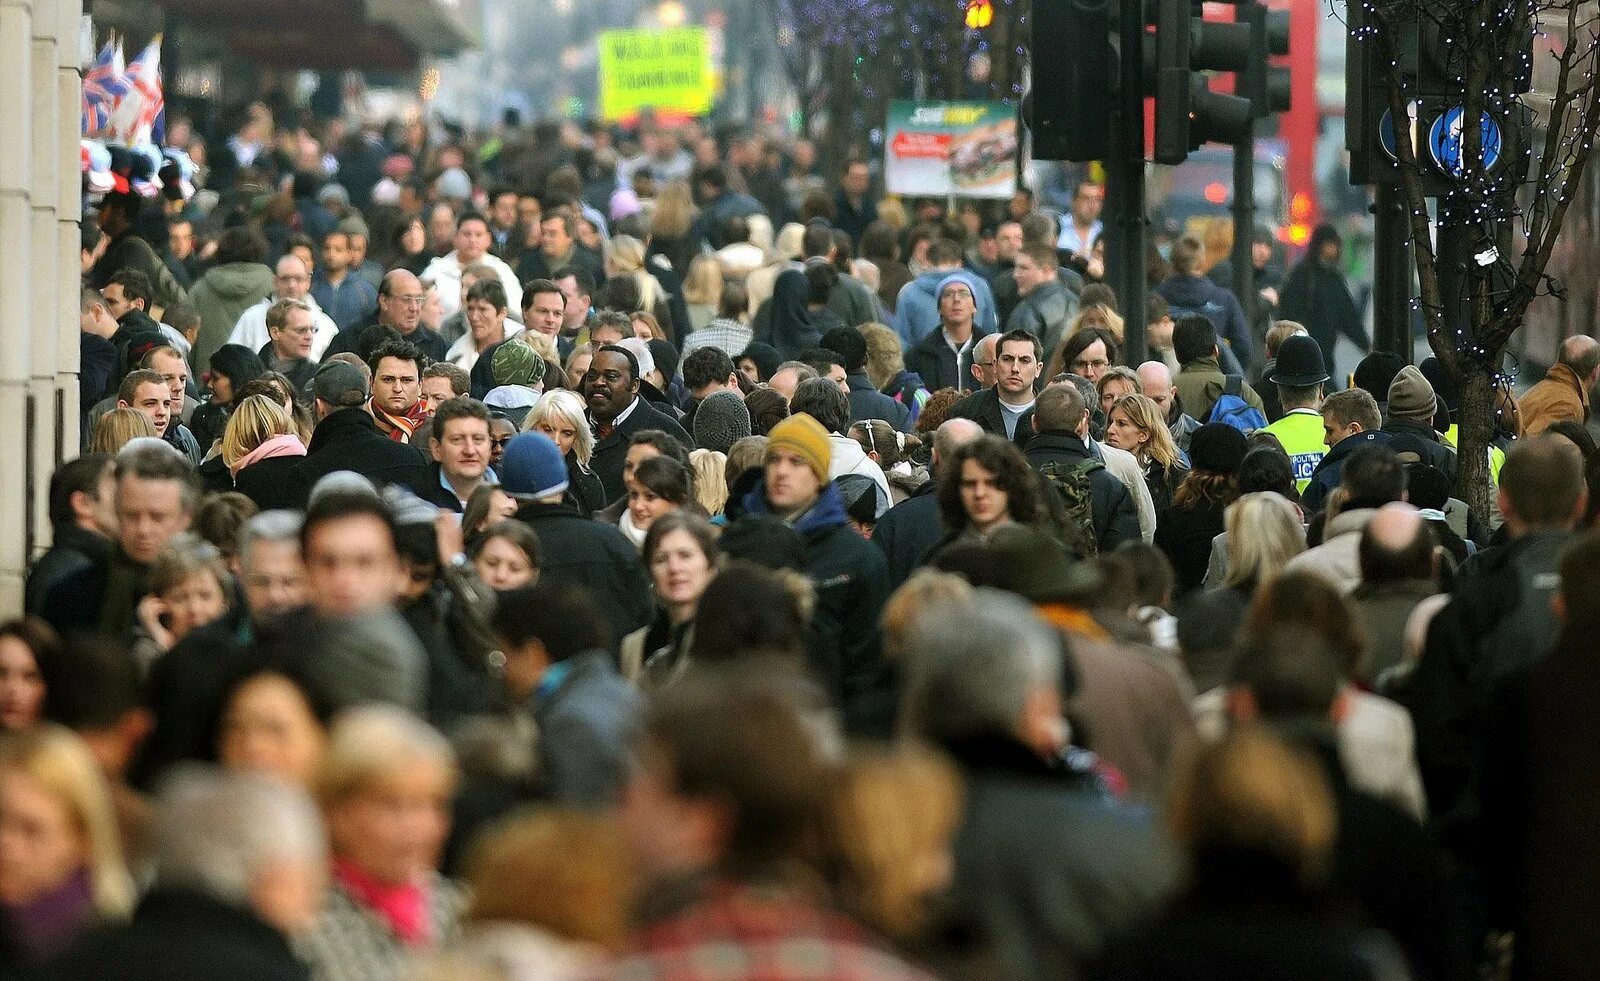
<box><xmin>1267</xmin><ymin>333</ymin><xmax>1329</xmax><ymax>387</ymax></box>
<box><xmin>1189</xmin><ymin>423</ymin><xmax>1249</xmax><ymax>475</ymax></box>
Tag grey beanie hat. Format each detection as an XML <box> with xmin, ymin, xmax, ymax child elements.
<box><xmin>693</xmin><ymin>390</ymin><xmax>753</xmax><ymax>454</ymax></box>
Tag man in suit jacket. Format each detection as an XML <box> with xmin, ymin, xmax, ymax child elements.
<box><xmin>585</xmin><ymin>345</ymin><xmax>694</xmax><ymax>504</ymax></box>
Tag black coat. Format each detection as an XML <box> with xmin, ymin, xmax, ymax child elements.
<box><xmin>1382</xmin><ymin>417</ymin><xmax>1457</xmax><ymax>484</ymax></box>
<box><xmin>26</xmin><ymin>527</ymin><xmax>110</xmax><ymax>616</ymax></box>
<box><xmin>945</xmin><ymin>386</ymin><xmax>1034</xmax><ymax>445</ymax></box>
<box><xmin>566</xmin><ymin>455</ymin><xmax>608</xmax><ymax>516</ymax></box>
<box><xmin>38</xmin><ymin>888</ymin><xmax>307</xmax><ymax>981</ymax></box>
<box><xmin>255</xmin><ymin>342</ymin><xmax>318</xmax><ymax>397</ymax></box>
<box><xmin>1280</xmin><ymin>253</ymin><xmax>1373</xmax><ymax>359</ymax></box>
<box><xmin>233</xmin><ymin>456</ymin><xmax>310</xmax><ymax>512</ymax></box>
<box><xmin>589</xmin><ymin>397</ymin><xmax>695</xmax><ymax>505</ymax></box>
<box><xmin>1023</xmin><ymin>431</ymin><xmax>1141</xmax><ymax>552</ymax></box>
<box><xmin>110</xmin><ymin>309</ymin><xmax>167</xmax><ymax>385</ymax></box>
<box><xmin>1155</xmin><ymin>497</ymin><xmax>1230</xmax><ymax>596</ymax></box>
<box><xmin>845</xmin><ymin>373</ymin><xmax>911</xmax><ymax>432</ymax></box>
<box><xmin>294</xmin><ymin>407</ymin><xmax>432</xmax><ymax>499</ymax></box>
<box><xmin>905</xmin><ymin>324</ymin><xmax>994</xmax><ymax>394</ymax></box>
<box><xmin>133</xmin><ymin>609</ymin><xmax>262</xmax><ymax>788</ymax></box>
<box><xmin>513</xmin><ymin>500</ymin><xmax>652</xmax><ymax>644</ymax></box>
<box><xmin>322</xmin><ymin>320</ymin><xmax>449</xmax><ymax>364</ymax></box>
<box><xmin>871</xmin><ymin>483</ymin><xmax>944</xmax><ymax>590</ymax></box>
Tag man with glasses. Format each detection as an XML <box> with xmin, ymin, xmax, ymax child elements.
<box><xmin>947</xmin><ymin>329</ymin><xmax>1044</xmax><ymax>445</ymax></box>
<box><xmin>260</xmin><ymin>298</ymin><xmax>320</xmax><ymax>394</ymax></box>
<box><xmin>324</xmin><ymin>270</ymin><xmax>450</xmax><ymax>363</ymax></box>
<box><xmin>904</xmin><ymin>271</ymin><xmax>996</xmax><ymax>393</ymax></box>
<box><xmin>227</xmin><ymin>253</ymin><xmax>339</xmax><ymax>359</ymax></box>
<box><xmin>970</xmin><ymin>334</ymin><xmax>1000</xmax><ymax>391</ymax></box>
<box><xmin>1057</xmin><ymin>180</ymin><xmax>1105</xmax><ymax>261</ymax></box>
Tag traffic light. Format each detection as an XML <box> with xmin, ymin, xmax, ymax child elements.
<box><xmin>1238</xmin><ymin>0</ymin><xmax>1290</xmax><ymax>118</ymax></box>
<box><xmin>1151</xmin><ymin>0</ymin><xmax>1254</xmax><ymax>164</ymax></box>
<box><xmin>1026</xmin><ymin>0</ymin><xmax>1113</xmax><ymax>161</ymax></box>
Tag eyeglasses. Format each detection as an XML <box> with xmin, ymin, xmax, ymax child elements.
<box><xmin>392</xmin><ymin>294</ymin><xmax>426</xmax><ymax>306</ymax></box>
<box><xmin>491</xmin><ymin>436</ymin><xmax>513</xmax><ymax>448</ymax></box>
<box><xmin>1072</xmin><ymin>358</ymin><xmax>1111</xmax><ymax>371</ymax></box>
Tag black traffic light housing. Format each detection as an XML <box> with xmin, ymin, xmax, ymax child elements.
<box><xmin>1026</xmin><ymin>0</ymin><xmax>1114</xmax><ymax>161</ymax></box>
<box><xmin>1152</xmin><ymin>0</ymin><xmax>1254</xmax><ymax>164</ymax></box>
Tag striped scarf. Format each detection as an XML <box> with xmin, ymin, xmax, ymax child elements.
<box><xmin>367</xmin><ymin>397</ymin><xmax>428</xmax><ymax>442</ymax></box>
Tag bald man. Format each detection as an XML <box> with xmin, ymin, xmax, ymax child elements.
<box><xmin>1519</xmin><ymin>334</ymin><xmax>1600</xmax><ymax>436</ymax></box>
<box><xmin>322</xmin><ymin>269</ymin><xmax>450</xmax><ymax>362</ymax></box>
<box><xmin>227</xmin><ymin>254</ymin><xmax>340</xmax><ymax>359</ymax></box>
<box><xmin>1137</xmin><ymin>360</ymin><xmax>1201</xmax><ymax>454</ymax></box>
<box><xmin>970</xmin><ymin>334</ymin><xmax>1001</xmax><ymax>390</ymax></box>
<box><xmin>872</xmin><ymin>417</ymin><xmax>984</xmax><ymax>587</ymax></box>
<box><xmin>1353</xmin><ymin>504</ymin><xmax>1440</xmax><ymax>683</ymax></box>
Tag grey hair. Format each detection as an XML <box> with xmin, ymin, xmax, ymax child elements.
<box><xmin>900</xmin><ymin>589</ymin><xmax>1062</xmax><ymax>744</ymax></box>
<box><xmin>115</xmin><ymin>439</ymin><xmax>200</xmax><ymax>512</ymax></box>
<box><xmin>238</xmin><ymin>510</ymin><xmax>304</xmax><ymax>570</ymax></box>
<box><xmin>151</xmin><ymin>767</ymin><xmax>326</xmax><ymax>903</ymax></box>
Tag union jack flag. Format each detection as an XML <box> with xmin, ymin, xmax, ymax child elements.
<box><xmin>109</xmin><ymin>38</ymin><xmax>164</xmax><ymax>146</ymax></box>
<box><xmin>81</xmin><ymin>38</ymin><xmax>126</xmax><ymax>135</ymax></box>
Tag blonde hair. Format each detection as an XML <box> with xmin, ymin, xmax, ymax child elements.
<box><xmin>1223</xmin><ymin>492</ymin><xmax>1306</xmax><ymax>591</ymax></box>
<box><xmin>90</xmin><ymin>407</ymin><xmax>157</xmax><ymax>454</ymax></box>
<box><xmin>221</xmin><ymin>394</ymin><xmax>295</xmax><ymax>469</ymax></box>
<box><xmin>1266</xmin><ymin>320</ymin><xmax>1307</xmax><ymax>359</ymax></box>
<box><xmin>649</xmin><ymin>181</ymin><xmax>696</xmax><ymax>241</ymax></box>
<box><xmin>1168</xmin><ymin>726</ymin><xmax>1336</xmax><ymax>888</ymax></box>
<box><xmin>1070</xmin><ymin>303</ymin><xmax>1125</xmax><ymax>345</ymax></box>
<box><xmin>605</xmin><ymin>235</ymin><xmax>663</xmax><ymax>311</ymax></box>
<box><xmin>774</xmin><ymin>223</ymin><xmax>806</xmax><ymax>261</ymax></box>
<box><xmin>830</xmin><ymin>745</ymin><xmax>963</xmax><ymax>941</ymax></box>
<box><xmin>682</xmin><ymin>254</ymin><xmax>724</xmax><ymax>307</ymax></box>
<box><xmin>689</xmin><ymin>448</ymin><xmax>729</xmax><ymax>516</ymax></box>
<box><xmin>881</xmin><ymin>570</ymin><xmax>973</xmax><ymax>661</ymax></box>
<box><xmin>314</xmin><ymin>706</ymin><xmax>457</xmax><ymax>808</ymax></box>
<box><xmin>464</xmin><ymin>810</ymin><xmax>635</xmax><ymax>950</ymax></box>
<box><xmin>524</xmin><ymin>389</ymin><xmax>595</xmax><ymax>466</ymax></box>
<box><xmin>859</xmin><ymin>322</ymin><xmax>906</xmax><ymax>391</ymax></box>
<box><xmin>0</xmin><ymin>725</ymin><xmax>134</xmax><ymax>918</ymax></box>
<box><xmin>876</xmin><ymin>197</ymin><xmax>909</xmax><ymax>232</ymax></box>
<box><xmin>1108</xmin><ymin>393</ymin><xmax>1182</xmax><ymax>471</ymax></box>
<box><xmin>519</xmin><ymin>330</ymin><xmax>560</xmax><ymax>366</ymax></box>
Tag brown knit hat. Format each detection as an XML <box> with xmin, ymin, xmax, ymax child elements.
<box><xmin>1387</xmin><ymin>365</ymin><xmax>1437</xmax><ymax>422</ymax></box>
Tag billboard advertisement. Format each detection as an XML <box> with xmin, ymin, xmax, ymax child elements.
<box><xmin>598</xmin><ymin>27</ymin><xmax>714</xmax><ymax>122</ymax></box>
<box><xmin>885</xmin><ymin>100</ymin><xmax>1018</xmax><ymax>198</ymax></box>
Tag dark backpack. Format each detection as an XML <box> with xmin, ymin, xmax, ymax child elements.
<box><xmin>1038</xmin><ymin>458</ymin><xmax>1104</xmax><ymax>558</ymax></box>
<box><xmin>1207</xmin><ymin>375</ymin><xmax>1267</xmax><ymax>433</ymax></box>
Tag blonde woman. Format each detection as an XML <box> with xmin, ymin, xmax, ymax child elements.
<box><xmin>1105</xmin><ymin>393</ymin><xmax>1189</xmax><ymax>514</ymax></box>
<box><xmin>524</xmin><ymin>389</ymin><xmax>605</xmax><ymax>514</ymax></box>
<box><xmin>648</xmin><ymin>182</ymin><xmax>700</xmax><ymax>279</ymax></box>
<box><xmin>88</xmin><ymin>407</ymin><xmax>157</xmax><ymax>455</ymax></box>
<box><xmin>688</xmin><ymin>448</ymin><xmax>729</xmax><ymax>516</ymax></box>
<box><xmin>221</xmin><ymin>394</ymin><xmax>306</xmax><ymax>511</ymax></box>
<box><xmin>1071</xmin><ymin>302</ymin><xmax>1126</xmax><ymax>345</ymax></box>
<box><xmin>604</xmin><ymin>235</ymin><xmax>665</xmax><ymax>317</ymax></box>
<box><xmin>0</xmin><ymin>725</ymin><xmax>133</xmax><ymax>963</ymax></box>
<box><xmin>1219</xmin><ymin>491</ymin><xmax>1306</xmax><ymax>601</ymax></box>
<box><xmin>301</xmin><ymin>707</ymin><xmax>463</xmax><ymax>980</ymax></box>
<box><xmin>681</xmin><ymin>255</ymin><xmax>724</xmax><ymax>333</ymax></box>
<box><xmin>1096</xmin><ymin>366</ymin><xmax>1141</xmax><ymax>416</ymax></box>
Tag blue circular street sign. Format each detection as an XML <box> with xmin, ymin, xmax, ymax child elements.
<box><xmin>1379</xmin><ymin>108</ymin><xmax>1398</xmax><ymax>161</ymax></box>
<box><xmin>1428</xmin><ymin>107</ymin><xmax>1502</xmax><ymax>177</ymax></box>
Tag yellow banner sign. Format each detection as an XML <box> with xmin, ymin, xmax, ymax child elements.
<box><xmin>598</xmin><ymin>28</ymin><xmax>713</xmax><ymax>122</ymax></box>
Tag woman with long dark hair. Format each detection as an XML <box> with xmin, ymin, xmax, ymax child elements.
<box><xmin>1156</xmin><ymin>423</ymin><xmax>1246</xmax><ymax>596</ymax></box>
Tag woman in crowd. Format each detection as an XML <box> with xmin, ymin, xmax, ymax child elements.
<box><xmin>302</xmin><ymin>707</ymin><xmax>463</xmax><ymax>980</ymax></box>
<box><xmin>0</xmin><ymin>726</ymin><xmax>133</xmax><ymax>965</ymax></box>
<box><xmin>469</xmin><ymin>520</ymin><xmax>541</xmax><ymax>592</ymax></box>
<box><xmin>621</xmin><ymin>513</ymin><xmax>720</xmax><ymax>688</ymax></box>
<box><xmin>850</xmin><ymin>420</ymin><xmax>927</xmax><ymax>505</ymax></box>
<box><xmin>755</xmin><ymin>269</ymin><xmax>825</xmax><ymax>359</ymax></box>
<box><xmin>388</xmin><ymin>215</ymin><xmax>432</xmax><ymax>277</ymax></box>
<box><xmin>0</xmin><ymin>620</ymin><xmax>53</xmax><ymax>733</ymax></box>
<box><xmin>563</xmin><ymin>344</ymin><xmax>595</xmax><ymax>395</ymax></box>
<box><xmin>523</xmin><ymin>389</ymin><xmax>606</xmax><ymax>515</ymax></box>
<box><xmin>221</xmin><ymin>394</ymin><xmax>306</xmax><ymax>511</ymax></box>
<box><xmin>134</xmin><ymin>535</ymin><xmax>233</xmax><ymax>667</ymax></box>
<box><xmin>688</xmin><ymin>449</ymin><xmax>730</xmax><ymax>517</ymax></box>
<box><xmin>461</xmin><ymin>485</ymin><xmax>519</xmax><ymax>540</ymax></box>
<box><xmin>621</xmin><ymin>455</ymin><xmax>694</xmax><ymax>550</ymax></box>
<box><xmin>1156</xmin><ymin>423</ymin><xmax>1246</xmax><ymax>596</ymax></box>
<box><xmin>648</xmin><ymin>182</ymin><xmax>700</xmax><ymax>279</ymax></box>
<box><xmin>1096</xmin><ymin>366</ymin><xmax>1141</xmax><ymax>416</ymax></box>
<box><xmin>630</xmin><ymin>311</ymin><xmax>667</xmax><ymax>343</ymax></box>
<box><xmin>88</xmin><ymin>408</ymin><xmax>156</xmax><ymax>455</ymax></box>
<box><xmin>191</xmin><ymin>344</ymin><xmax>267</xmax><ymax>452</ymax></box>
<box><xmin>217</xmin><ymin>669</ymin><xmax>328</xmax><ymax>789</ymax></box>
<box><xmin>933</xmin><ymin>436</ymin><xmax>1051</xmax><ymax>556</ymax></box>
<box><xmin>1105</xmin><ymin>393</ymin><xmax>1189</xmax><ymax>516</ymax></box>
<box><xmin>680</xmin><ymin>255</ymin><xmax>723</xmax><ymax>333</ymax></box>
<box><xmin>1217</xmin><ymin>492</ymin><xmax>1306</xmax><ymax>602</ymax></box>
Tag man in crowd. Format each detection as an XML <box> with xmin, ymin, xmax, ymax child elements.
<box><xmin>1353</xmin><ymin>506</ymin><xmax>1441</xmax><ymax>683</ymax></box>
<box><xmin>424</xmin><ymin>397</ymin><xmax>496</xmax><ymax>512</ymax></box>
<box><xmin>423</xmin><ymin>212</ymin><xmax>523</xmax><ymax>319</ymax></box>
<box><xmin>101</xmin><ymin>271</ymin><xmax>170</xmax><ymax>384</ymax></box>
<box><xmin>791</xmin><ymin>378</ymin><xmax>891</xmax><ymax>518</ymax></box>
<box><xmin>1172</xmin><ymin>314</ymin><xmax>1264</xmax><ymax>424</ymax></box>
<box><xmin>147</xmin><ymin>346</ymin><xmax>198</xmax><ymax>426</ymax></box>
<box><xmin>1157</xmin><ymin>235</ymin><xmax>1253</xmax><ymax>371</ymax></box>
<box><xmin>552</xmin><ymin>265</ymin><xmax>596</xmax><ymax>347</ymax></box>
<box><xmin>872</xmin><ymin>418</ymin><xmax>983</xmax><ymax>586</ymax></box>
<box><xmin>586</xmin><ymin>345</ymin><xmax>694</xmax><ymax>503</ymax></box>
<box><xmin>1285</xmin><ymin>444</ymin><xmax>1406</xmax><ymax>594</ymax></box>
<box><xmin>1517</xmin><ymin>333</ymin><xmax>1600</xmax><ymax>436</ymax></box>
<box><xmin>117</xmin><ymin>369</ymin><xmax>202</xmax><ymax>463</ymax></box>
<box><xmin>446</xmin><ymin>279</ymin><xmax>520</xmax><ymax>374</ymax></box>
<box><xmin>258</xmin><ymin>298</ymin><xmax>320</xmax><ymax>395</ymax></box>
<box><xmin>819</xmin><ymin>327</ymin><xmax>910</xmax><ymax>430</ymax></box>
<box><xmin>41</xmin><ymin>442</ymin><xmax>197</xmax><ymax>637</ymax></box>
<box><xmin>1261</xmin><ymin>333</ymin><xmax>1331</xmax><ymax>493</ymax></box>
<box><xmin>311</xmin><ymin>227</ymin><xmax>379</xmax><ymax>331</ymax></box>
<box><xmin>366</xmin><ymin>339</ymin><xmax>430</xmax><ymax>443</ymax></box>
<box><xmin>88</xmin><ymin>191</ymin><xmax>187</xmax><ymax>316</ymax></box>
<box><xmin>470</xmin><ymin>279</ymin><xmax>562</xmax><ymax>399</ymax></box>
<box><xmin>27</xmin><ymin>454</ymin><xmax>115</xmax><ymax>615</ymax></box>
<box><xmin>79</xmin><ymin>286</ymin><xmax>121</xmax><ymax>417</ymax></box>
<box><xmin>324</xmin><ymin>269</ymin><xmax>449</xmax><ymax>363</ymax></box>
<box><xmin>1057</xmin><ymin>179</ymin><xmax>1106</xmax><ymax>261</ymax></box>
<box><xmin>680</xmin><ymin>346</ymin><xmax>743</xmax><ymax>432</ymax></box>
<box><xmin>297</xmin><ymin>361</ymin><xmax>431</xmax><ymax>499</ymax></box>
<box><xmin>518</xmin><ymin>210</ymin><xmax>603</xmax><ymax>284</ymax></box>
<box><xmin>692</xmin><ymin>163</ymin><xmax>765</xmax><ymax>249</ymax></box>
<box><xmin>1008</xmin><ymin>243</ymin><xmax>1077</xmax><ymax>363</ymax></box>
<box><xmin>947</xmin><ymin>328</ymin><xmax>1043</xmax><ymax>442</ymax></box>
<box><xmin>228</xmin><ymin>253</ymin><xmax>339</xmax><ymax>359</ymax></box>
<box><xmin>1303</xmin><ymin>387</ymin><xmax>1390</xmax><ymax>514</ymax></box>
<box><xmin>800</xmin><ymin>224</ymin><xmax>879</xmax><ymax>328</ymax></box>
<box><xmin>1023</xmin><ymin>384</ymin><xmax>1140</xmax><ymax>552</ymax></box>
<box><xmin>1136</xmin><ymin>360</ymin><xmax>1201</xmax><ymax>454</ymax></box>
<box><xmin>1383</xmin><ymin>366</ymin><xmax>1457</xmax><ymax>482</ymax></box>
<box><xmin>420</xmin><ymin>362</ymin><xmax>469</xmax><ymax>414</ymax></box>
<box><xmin>833</xmin><ymin>159</ymin><xmax>878</xmax><ymax>243</ymax></box>
<box><xmin>905</xmin><ymin>272</ymin><xmax>995</xmax><ymax>394</ymax></box>
<box><xmin>895</xmin><ymin>239</ymin><xmax>999</xmax><ymax>344</ymax></box>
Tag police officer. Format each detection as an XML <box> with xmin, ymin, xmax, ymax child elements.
<box><xmin>1262</xmin><ymin>333</ymin><xmax>1330</xmax><ymax>493</ymax></box>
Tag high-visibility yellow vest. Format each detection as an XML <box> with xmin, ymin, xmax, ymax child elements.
<box><xmin>1441</xmin><ymin>424</ymin><xmax>1505</xmax><ymax>485</ymax></box>
<box><xmin>1264</xmin><ymin>408</ymin><xmax>1327</xmax><ymax>493</ymax></box>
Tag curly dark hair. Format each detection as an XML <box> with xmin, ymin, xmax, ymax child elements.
<box><xmin>936</xmin><ymin>435</ymin><xmax>1044</xmax><ymax>535</ymax></box>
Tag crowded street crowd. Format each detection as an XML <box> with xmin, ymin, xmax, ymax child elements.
<box><xmin>5</xmin><ymin>105</ymin><xmax>1598</xmax><ymax>979</ymax></box>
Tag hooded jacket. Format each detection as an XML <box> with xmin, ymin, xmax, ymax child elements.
<box><xmin>1156</xmin><ymin>274</ymin><xmax>1255</xmax><ymax>369</ymax></box>
<box><xmin>892</xmin><ymin>268</ymin><xmax>999</xmax><ymax>346</ymax></box>
<box><xmin>741</xmin><ymin>480</ymin><xmax>891</xmax><ymax>736</ymax></box>
<box><xmin>1301</xmin><ymin>430</ymin><xmax>1392</xmax><ymax>515</ymax></box>
<box><xmin>188</xmin><ymin>261</ymin><xmax>274</xmax><ymax>373</ymax></box>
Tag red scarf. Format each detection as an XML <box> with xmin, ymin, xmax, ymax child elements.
<box><xmin>368</xmin><ymin>397</ymin><xmax>428</xmax><ymax>442</ymax></box>
<box><xmin>333</xmin><ymin>857</ymin><xmax>430</xmax><ymax>946</ymax></box>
